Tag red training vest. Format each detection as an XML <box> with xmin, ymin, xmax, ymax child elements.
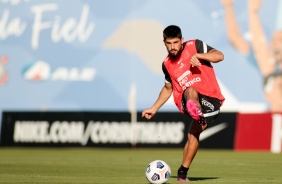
<box><xmin>163</xmin><ymin>40</ymin><xmax>225</xmax><ymax>114</ymax></box>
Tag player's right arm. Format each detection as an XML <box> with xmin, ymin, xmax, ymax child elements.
<box><xmin>142</xmin><ymin>82</ymin><xmax>172</xmax><ymax>120</ymax></box>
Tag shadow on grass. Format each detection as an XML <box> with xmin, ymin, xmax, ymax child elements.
<box><xmin>171</xmin><ymin>175</ymin><xmax>219</xmax><ymax>181</ymax></box>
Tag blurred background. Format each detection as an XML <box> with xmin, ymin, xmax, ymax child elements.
<box><xmin>0</xmin><ymin>0</ymin><xmax>282</xmax><ymax>152</ymax></box>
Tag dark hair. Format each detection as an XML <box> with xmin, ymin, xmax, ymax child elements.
<box><xmin>163</xmin><ymin>25</ymin><xmax>182</xmax><ymax>40</ymax></box>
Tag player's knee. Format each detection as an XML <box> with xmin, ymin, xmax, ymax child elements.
<box><xmin>189</xmin><ymin>122</ymin><xmax>202</xmax><ymax>136</ymax></box>
<box><xmin>189</xmin><ymin>121</ymin><xmax>207</xmax><ymax>135</ymax></box>
<box><xmin>184</xmin><ymin>87</ymin><xmax>198</xmax><ymax>100</ymax></box>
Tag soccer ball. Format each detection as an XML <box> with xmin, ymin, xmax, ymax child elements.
<box><xmin>145</xmin><ymin>160</ymin><xmax>171</xmax><ymax>184</ymax></box>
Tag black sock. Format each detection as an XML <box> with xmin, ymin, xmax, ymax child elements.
<box><xmin>177</xmin><ymin>165</ymin><xmax>189</xmax><ymax>179</ymax></box>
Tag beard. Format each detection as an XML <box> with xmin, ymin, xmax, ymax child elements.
<box><xmin>168</xmin><ymin>49</ymin><xmax>180</xmax><ymax>58</ymax></box>
<box><xmin>167</xmin><ymin>44</ymin><xmax>183</xmax><ymax>58</ymax></box>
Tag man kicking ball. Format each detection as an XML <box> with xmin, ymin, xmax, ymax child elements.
<box><xmin>142</xmin><ymin>25</ymin><xmax>225</xmax><ymax>182</ymax></box>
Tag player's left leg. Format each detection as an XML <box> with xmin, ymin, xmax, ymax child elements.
<box><xmin>177</xmin><ymin>93</ymin><xmax>221</xmax><ymax>182</ymax></box>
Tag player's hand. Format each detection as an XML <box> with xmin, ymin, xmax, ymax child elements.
<box><xmin>142</xmin><ymin>108</ymin><xmax>156</xmax><ymax>120</ymax></box>
<box><xmin>190</xmin><ymin>54</ymin><xmax>201</xmax><ymax>67</ymax></box>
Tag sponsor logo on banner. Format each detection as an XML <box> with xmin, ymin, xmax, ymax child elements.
<box><xmin>13</xmin><ymin>120</ymin><xmax>185</xmax><ymax>145</ymax></box>
<box><xmin>22</xmin><ymin>60</ymin><xmax>96</xmax><ymax>81</ymax></box>
<box><xmin>1</xmin><ymin>112</ymin><xmax>236</xmax><ymax>148</ymax></box>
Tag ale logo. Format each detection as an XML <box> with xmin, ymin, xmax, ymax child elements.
<box><xmin>22</xmin><ymin>60</ymin><xmax>96</xmax><ymax>81</ymax></box>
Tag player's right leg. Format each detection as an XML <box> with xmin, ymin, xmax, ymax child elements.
<box><xmin>177</xmin><ymin>120</ymin><xmax>207</xmax><ymax>182</ymax></box>
<box><xmin>182</xmin><ymin>88</ymin><xmax>206</xmax><ymax>125</ymax></box>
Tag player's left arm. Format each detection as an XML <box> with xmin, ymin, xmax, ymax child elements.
<box><xmin>190</xmin><ymin>39</ymin><xmax>224</xmax><ymax>67</ymax></box>
<box><xmin>195</xmin><ymin>49</ymin><xmax>224</xmax><ymax>63</ymax></box>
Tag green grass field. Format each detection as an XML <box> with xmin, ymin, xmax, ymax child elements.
<box><xmin>0</xmin><ymin>148</ymin><xmax>281</xmax><ymax>183</ymax></box>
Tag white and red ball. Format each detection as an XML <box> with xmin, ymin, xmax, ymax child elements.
<box><xmin>145</xmin><ymin>160</ymin><xmax>171</xmax><ymax>184</ymax></box>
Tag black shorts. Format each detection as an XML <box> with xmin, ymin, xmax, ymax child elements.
<box><xmin>182</xmin><ymin>93</ymin><xmax>221</xmax><ymax>124</ymax></box>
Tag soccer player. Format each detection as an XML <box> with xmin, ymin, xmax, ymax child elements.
<box><xmin>142</xmin><ymin>25</ymin><xmax>225</xmax><ymax>182</ymax></box>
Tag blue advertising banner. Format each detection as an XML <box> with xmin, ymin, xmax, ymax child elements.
<box><xmin>1</xmin><ymin>0</ymin><xmax>282</xmax><ymax>128</ymax></box>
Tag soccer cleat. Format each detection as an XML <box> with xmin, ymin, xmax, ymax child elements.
<box><xmin>177</xmin><ymin>177</ymin><xmax>190</xmax><ymax>182</ymax></box>
<box><xmin>186</xmin><ymin>100</ymin><xmax>201</xmax><ymax>120</ymax></box>
<box><xmin>186</xmin><ymin>100</ymin><xmax>206</xmax><ymax>125</ymax></box>
<box><xmin>177</xmin><ymin>168</ymin><xmax>189</xmax><ymax>182</ymax></box>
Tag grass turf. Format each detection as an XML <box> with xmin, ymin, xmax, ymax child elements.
<box><xmin>0</xmin><ymin>148</ymin><xmax>281</xmax><ymax>183</ymax></box>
